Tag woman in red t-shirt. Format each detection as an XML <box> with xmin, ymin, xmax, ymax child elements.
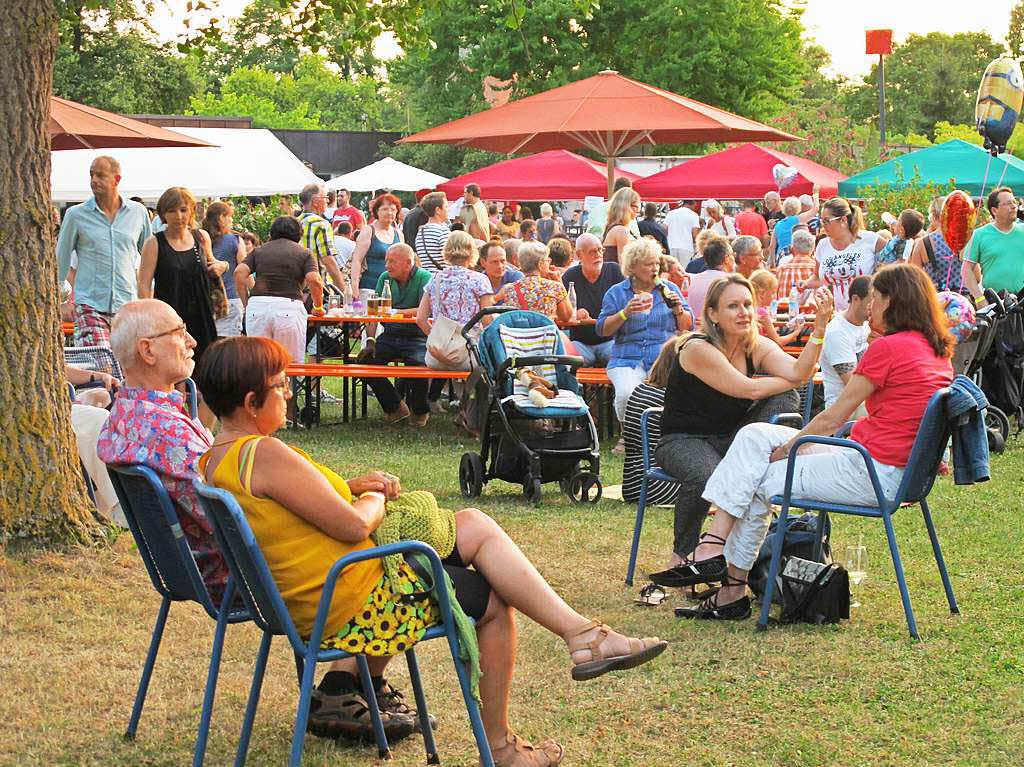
<box><xmin>666</xmin><ymin>263</ymin><xmax>954</xmax><ymax>621</ymax></box>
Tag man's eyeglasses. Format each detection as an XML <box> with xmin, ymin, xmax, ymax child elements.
<box><xmin>144</xmin><ymin>323</ymin><xmax>187</xmax><ymax>341</ymax></box>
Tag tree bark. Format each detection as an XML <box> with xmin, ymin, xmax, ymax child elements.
<box><xmin>0</xmin><ymin>3</ymin><xmax>96</xmax><ymax>547</ymax></box>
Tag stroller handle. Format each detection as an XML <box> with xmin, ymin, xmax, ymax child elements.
<box><xmin>983</xmin><ymin>289</ymin><xmax>1005</xmax><ymax>315</ymax></box>
<box><xmin>462</xmin><ymin>306</ymin><xmax>516</xmax><ymax>339</ymax></box>
<box><xmin>498</xmin><ymin>355</ymin><xmax>586</xmax><ymax>378</ymax></box>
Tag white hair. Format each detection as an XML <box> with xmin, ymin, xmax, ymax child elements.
<box><xmin>299</xmin><ymin>182</ymin><xmax>325</xmax><ymax>206</ymax></box>
<box><xmin>518</xmin><ymin>241</ymin><xmax>550</xmax><ymax>273</ymax></box>
<box><xmin>790</xmin><ymin>229</ymin><xmax>815</xmax><ymax>255</ymax></box>
<box><xmin>540</xmin><ymin>202</ymin><xmax>553</xmax><ymax>217</ymax></box>
<box><xmin>109</xmin><ymin>299</ymin><xmax>165</xmax><ymax>370</ymax></box>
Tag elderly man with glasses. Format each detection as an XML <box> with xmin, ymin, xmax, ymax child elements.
<box><xmin>559</xmin><ymin>233</ymin><xmax>623</xmax><ymax>367</ymax></box>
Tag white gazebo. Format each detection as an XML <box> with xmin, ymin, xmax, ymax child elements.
<box><xmin>325</xmin><ymin>157</ymin><xmax>447</xmax><ymax>193</ymax></box>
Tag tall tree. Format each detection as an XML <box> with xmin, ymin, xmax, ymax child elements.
<box><xmin>1</xmin><ymin>3</ymin><xmax>96</xmax><ymax>546</ymax></box>
<box><xmin>1009</xmin><ymin>0</ymin><xmax>1024</xmax><ymax>59</ymax></box>
<box><xmin>843</xmin><ymin>32</ymin><xmax>1005</xmax><ymax>139</ymax></box>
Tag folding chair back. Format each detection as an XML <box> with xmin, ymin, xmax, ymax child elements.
<box><xmin>892</xmin><ymin>388</ymin><xmax>953</xmax><ymax>505</ymax></box>
<box><xmin>65</xmin><ymin>344</ymin><xmax>123</xmax><ymax>379</ymax></box>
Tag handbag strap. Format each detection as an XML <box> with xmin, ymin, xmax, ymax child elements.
<box><xmin>512</xmin><ymin>281</ymin><xmax>529</xmax><ymax>310</ymax></box>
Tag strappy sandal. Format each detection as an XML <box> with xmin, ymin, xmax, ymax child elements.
<box><xmin>648</xmin><ymin>533</ymin><xmax>728</xmax><ymax>589</ymax></box>
<box><xmin>567</xmin><ymin>620</ymin><xmax>668</xmax><ymax>681</ymax></box>
<box><xmin>633</xmin><ymin>582</ymin><xmax>668</xmax><ymax>607</ymax></box>
<box><xmin>485</xmin><ymin>731</ymin><xmax>564</xmax><ymax>767</ymax></box>
<box><xmin>674</xmin><ymin>574</ymin><xmax>752</xmax><ymax>621</ymax></box>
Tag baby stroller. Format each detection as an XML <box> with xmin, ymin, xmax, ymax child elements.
<box><xmin>977</xmin><ymin>289</ymin><xmax>1024</xmax><ymax>451</ymax></box>
<box><xmin>457</xmin><ymin>307</ymin><xmax>601</xmax><ymax>505</ymax></box>
<box><xmin>952</xmin><ymin>292</ymin><xmax>1005</xmax><ymax>451</ymax></box>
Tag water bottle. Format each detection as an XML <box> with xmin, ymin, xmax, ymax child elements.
<box><xmin>769</xmin><ymin>298</ymin><xmax>778</xmax><ymax>318</ymax></box>
<box><xmin>788</xmin><ymin>286</ymin><xmax>800</xmax><ymax>318</ymax></box>
<box><xmin>342</xmin><ymin>283</ymin><xmax>353</xmax><ymax>314</ymax></box>
<box><xmin>567</xmin><ymin>281</ymin><xmax>577</xmax><ymax>313</ymax></box>
<box><xmin>381</xmin><ymin>280</ymin><xmax>392</xmax><ymax>315</ymax></box>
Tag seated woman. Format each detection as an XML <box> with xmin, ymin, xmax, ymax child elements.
<box><xmin>649</xmin><ymin>274</ymin><xmax>832</xmax><ymax>596</ymax></box>
<box><xmin>495</xmin><ymin>242</ymin><xmax>576</xmax><ymax>354</ymax></box>
<box><xmin>196</xmin><ymin>336</ymin><xmax>666</xmax><ymax>766</ymax></box>
<box><xmin>672</xmin><ymin>264</ymin><xmax>953</xmax><ymax>620</ymax></box>
<box><xmin>621</xmin><ymin>338</ymin><xmax>680</xmax><ymax>505</ymax></box>
<box><xmin>749</xmin><ymin>269</ymin><xmax>806</xmax><ymax>348</ymax></box>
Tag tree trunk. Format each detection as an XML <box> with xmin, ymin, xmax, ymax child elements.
<box><xmin>0</xmin><ymin>3</ymin><xmax>96</xmax><ymax>547</ymax></box>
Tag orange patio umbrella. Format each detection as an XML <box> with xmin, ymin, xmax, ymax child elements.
<box><xmin>49</xmin><ymin>96</ymin><xmax>215</xmax><ymax>150</ymax></box>
<box><xmin>400</xmin><ymin>70</ymin><xmax>801</xmax><ymax>195</ymax></box>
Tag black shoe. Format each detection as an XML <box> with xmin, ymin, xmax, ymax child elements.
<box><xmin>675</xmin><ymin>594</ymin><xmax>752</xmax><ymax>621</ymax></box>
<box><xmin>649</xmin><ymin>554</ymin><xmax>728</xmax><ymax>588</ymax></box>
<box><xmin>307</xmin><ymin>687</ymin><xmax>417</xmax><ymax>742</ymax></box>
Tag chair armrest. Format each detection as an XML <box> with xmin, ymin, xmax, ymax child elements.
<box><xmin>779</xmin><ymin>435</ymin><xmax>891</xmax><ymax>510</ymax></box>
<box><xmin>640</xmin><ymin>406</ymin><xmax>664</xmax><ymax>472</ymax></box>
<box><xmin>769</xmin><ymin>413</ymin><xmax>803</xmax><ymax>428</ymax></box>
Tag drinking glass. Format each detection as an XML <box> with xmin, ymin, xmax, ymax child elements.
<box><xmin>845</xmin><ymin>542</ymin><xmax>867</xmax><ymax>609</ymax></box>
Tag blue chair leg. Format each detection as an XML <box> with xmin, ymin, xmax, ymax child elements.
<box><xmin>125</xmin><ymin>596</ymin><xmax>171</xmax><ymax>740</ymax></box>
<box><xmin>625</xmin><ymin>480</ymin><xmax>649</xmax><ymax>585</ymax></box>
<box><xmin>881</xmin><ymin>509</ymin><xmax>920</xmax><ymax>640</ymax></box>
<box><xmin>233</xmin><ymin>632</ymin><xmax>272</xmax><ymax>767</ymax></box>
<box><xmin>288</xmin><ymin>647</ymin><xmax>321</xmax><ymax>767</ymax></box>
<box><xmin>812</xmin><ymin>511</ymin><xmax>828</xmax><ymax>563</ymax></box>
<box><xmin>919</xmin><ymin>498</ymin><xmax>959</xmax><ymax>615</ymax></box>
<box><xmin>757</xmin><ymin>505</ymin><xmax>792</xmax><ymax>631</ymax></box>
<box><xmin>443</xmin><ymin>626</ymin><xmax>494</xmax><ymax>767</ymax></box>
<box><xmin>192</xmin><ymin>581</ymin><xmax>237</xmax><ymax>767</ymax></box>
<box><xmin>357</xmin><ymin>654</ymin><xmax>392</xmax><ymax>760</ymax></box>
<box><xmin>405</xmin><ymin>648</ymin><xmax>440</xmax><ymax>764</ymax></box>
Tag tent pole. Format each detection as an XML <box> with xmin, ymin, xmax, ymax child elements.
<box><xmin>607</xmin><ymin>155</ymin><xmax>615</xmax><ymax>197</ymax></box>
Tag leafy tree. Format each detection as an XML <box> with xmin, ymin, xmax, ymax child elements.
<box><xmin>843</xmin><ymin>32</ymin><xmax>1005</xmax><ymax>139</ymax></box>
<box><xmin>55</xmin><ymin>0</ymin><xmax>158</xmax><ymax>54</ymax></box>
<box><xmin>1009</xmin><ymin>0</ymin><xmax>1024</xmax><ymax>59</ymax></box>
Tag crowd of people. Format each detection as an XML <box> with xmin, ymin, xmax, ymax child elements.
<box><xmin>54</xmin><ymin>155</ymin><xmax>1008</xmax><ymax>764</ymax></box>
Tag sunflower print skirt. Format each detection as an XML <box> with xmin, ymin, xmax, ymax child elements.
<box><xmin>320</xmin><ymin>561</ymin><xmax>440</xmax><ymax>655</ymax></box>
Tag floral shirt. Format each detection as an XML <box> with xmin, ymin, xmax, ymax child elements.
<box><xmin>506</xmin><ymin>274</ymin><xmax>567</xmax><ymax>318</ymax></box>
<box><xmin>97</xmin><ymin>386</ymin><xmax>227</xmax><ymax>603</ymax></box>
<box><xmin>428</xmin><ymin>265</ymin><xmax>492</xmax><ymax>324</ymax></box>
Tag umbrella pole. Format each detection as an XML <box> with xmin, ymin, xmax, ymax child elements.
<box><xmin>607</xmin><ymin>156</ymin><xmax>615</xmax><ymax>197</ymax></box>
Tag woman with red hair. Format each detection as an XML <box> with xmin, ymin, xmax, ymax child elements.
<box><xmin>351</xmin><ymin>193</ymin><xmax>403</xmax><ymax>295</ymax></box>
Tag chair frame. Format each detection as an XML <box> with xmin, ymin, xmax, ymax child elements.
<box><xmin>107</xmin><ymin>464</ymin><xmax>250</xmax><ymax>767</ymax></box>
<box><xmin>193</xmin><ymin>480</ymin><xmax>494</xmax><ymax>767</ymax></box>
<box><xmin>757</xmin><ymin>388</ymin><xmax>960</xmax><ymax>639</ymax></box>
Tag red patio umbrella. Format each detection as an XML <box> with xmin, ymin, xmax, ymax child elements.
<box><xmin>400</xmin><ymin>70</ymin><xmax>800</xmax><ymax>194</ymax></box>
<box><xmin>437</xmin><ymin>150</ymin><xmax>639</xmax><ymax>201</ymax></box>
<box><xmin>634</xmin><ymin>143</ymin><xmax>846</xmax><ymax>201</ymax></box>
<box><xmin>49</xmin><ymin>96</ymin><xmax>215</xmax><ymax>150</ymax></box>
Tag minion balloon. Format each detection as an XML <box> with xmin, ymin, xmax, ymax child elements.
<box><xmin>976</xmin><ymin>57</ymin><xmax>1024</xmax><ymax>156</ymax></box>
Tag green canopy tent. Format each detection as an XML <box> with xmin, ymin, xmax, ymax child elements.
<box><xmin>838</xmin><ymin>139</ymin><xmax>1024</xmax><ymax>197</ymax></box>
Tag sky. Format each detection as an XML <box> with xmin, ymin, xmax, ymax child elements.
<box><xmin>153</xmin><ymin>0</ymin><xmax>1019</xmax><ymax>80</ymax></box>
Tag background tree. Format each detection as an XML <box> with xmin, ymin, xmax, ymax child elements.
<box><xmin>1</xmin><ymin>3</ymin><xmax>97</xmax><ymax>546</ymax></box>
<box><xmin>1009</xmin><ymin>0</ymin><xmax>1024</xmax><ymax>59</ymax></box>
<box><xmin>843</xmin><ymin>32</ymin><xmax>1005</xmax><ymax>139</ymax></box>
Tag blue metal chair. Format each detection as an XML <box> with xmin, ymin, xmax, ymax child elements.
<box><xmin>192</xmin><ymin>480</ymin><xmax>495</xmax><ymax>767</ymax></box>
<box><xmin>624</xmin><ymin>406</ymin><xmax>680</xmax><ymax>585</ymax></box>
<box><xmin>106</xmin><ymin>464</ymin><xmax>250</xmax><ymax>766</ymax></box>
<box><xmin>757</xmin><ymin>388</ymin><xmax>960</xmax><ymax>639</ymax></box>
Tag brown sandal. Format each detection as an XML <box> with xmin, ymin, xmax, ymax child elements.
<box><xmin>567</xmin><ymin>620</ymin><xmax>667</xmax><ymax>681</ymax></box>
<box><xmin>485</xmin><ymin>731</ymin><xmax>564</xmax><ymax>767</ymax></box>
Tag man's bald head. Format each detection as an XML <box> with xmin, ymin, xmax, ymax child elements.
<box><xmin>110</xmin><ymin>299</ymin><xmax>196</xmax><ymax>389</ymax></box>
<box><xmin>385</xmin><ymin>242</ymin><xmax>416</xmax><ymax>282</ymax></box>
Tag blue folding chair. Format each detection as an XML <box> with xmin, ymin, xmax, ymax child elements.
<box><xmin>624</xmin><ymin>406</ymin><xmax>681</xmax><ymax>585</ymax></box>
<box><xmin>192</xmin><ymin>480</ymin><xmax>494</xmax><ymax>767</ymax></box>
<box><xmin>757</xmin><ymin>388</ymin><xmax>960</xmax><ymax>639</ymax></box>
<box><xmin>107</xmin><ymin>464</ymin><xmax>250</xmax><ymax>766</ymax></box>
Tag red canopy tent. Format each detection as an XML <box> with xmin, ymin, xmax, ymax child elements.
<box><xmin>437</xmin><ymin>150</ymin><xmax>639</xmax><ymax>201</ymax></box>
<box><xmin>634</xmin><ymin>143</ymin><xmax>845</xmax><ymax>201</ymax></box>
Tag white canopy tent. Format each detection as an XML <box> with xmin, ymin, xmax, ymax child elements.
<box><xmin>50</xmin><ymin>127</ymin><xmax>321</xmax><ymax>203</ymax></box>
<box><xmin>325</xmin><ymin>157</ymin><xmax>447</xmax><ymax>193</ymax></box>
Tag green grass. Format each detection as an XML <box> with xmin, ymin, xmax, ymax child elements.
<box><xmin>1</xmin><ymin>409</ymin><xmax>1022</xmax><ymax>766</ymax></box>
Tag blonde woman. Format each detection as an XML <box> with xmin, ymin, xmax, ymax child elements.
<box><xmin>536</xmin><ymin>202</ymin><xmax>562</xmax><ymax>244</ymax></box>
<box><xmin>800</xmin><ymin>197</ymin><xmax>885</xmax><ymax>310</ymax></box>
<box><xmin>601</xmin><ymin>187</ymin><xmax>641</xmax><ymax>264</ymax></box>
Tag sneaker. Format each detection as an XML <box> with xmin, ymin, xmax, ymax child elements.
<box><xmin>375</xmin><ymin>679</ymin><xmax>437</xmax><ymax>732</ymax></box>
<box><xmin>428</xmin><ymin>399</ymin><xmax>444</xmax><ymax>415</ymax></box>
<box><xmin>611</xmin><ymin>436</ymin><xmax>626</xmax><ymax>455</ymax></box>
<box><xmin>307</xmin><ymin>687</ymin><xmax>417</xmax><ymax>742</ymax></box>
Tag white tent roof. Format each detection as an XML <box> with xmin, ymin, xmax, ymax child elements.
<box><xmin>50</xmin><ymin>127</ymin><xmax>321</xmax><ymax>203</ymax></box>
<box><xmin>325</xmin><ymin>157</ymin><xmax>447</xmax><ymax>192</ymax></box>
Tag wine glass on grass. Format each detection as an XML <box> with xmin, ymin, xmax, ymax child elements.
<box><xmin>845</xmin><ymin>539</ymin><xmax>867</xmax><ymax>609</ymax></box>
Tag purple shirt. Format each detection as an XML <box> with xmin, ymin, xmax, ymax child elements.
<box><xmin>428</xmin><ymin>265</ymin><xmax>492</xmax><ymax>324</ymax></box>
<box><xmin>97</xmin><ymin>386</ymin><xmax>227</xmax><ymax>602</ymax></box>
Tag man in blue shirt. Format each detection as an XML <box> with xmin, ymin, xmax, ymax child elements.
<box><xmin>56</xmin><ymin>156</ymin><xmax>152</xmax><ymax>347</ymax></box>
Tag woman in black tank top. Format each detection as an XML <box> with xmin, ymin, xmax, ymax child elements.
<box><xmin>646</xmin><ymin>274</ymin><xmax>832</xmax><ymax>613</ymax></box>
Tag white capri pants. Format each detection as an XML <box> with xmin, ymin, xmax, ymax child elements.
<box><xmin>245</xmin><ymin>296</ymin><xmax>307</xmax><ymax>363</ymax></box>
<box><xmin>607</xmin><ymin>364</ymin><xmax>648</xmax><ymax>422</ymax></box>
<box><xmin>702</xmin><ymin>422</ymin><xmax>904</xmax><ymax>571</ymax></box>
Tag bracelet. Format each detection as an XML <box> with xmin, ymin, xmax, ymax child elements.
<box><xmin>809</xmin><ymin>335</ymin><xmax>825</xmax><ymax>345</ymax></box>
<box><xmin>358</xmin><ymin>491</ymin><xmax>385</xmax><ymax>501</ymax></box>
<box><xmin>618</xmin><ymin>309</ymin><xmax>629</xmax><ymax>321</ymax></box>
<box><xmin>313</xmin><ymin>304</ymin><xmax>325</xmax><ymax>312</ymax></box>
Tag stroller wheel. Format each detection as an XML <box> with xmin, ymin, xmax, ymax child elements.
<box><xmin>988</xmin><ymin>428</ymin><xmax>1006</xmax><ymax>454</ymax></box>
<box><xmin>523</xmin><ymin>475</ymin><xmax>543</xmax><ymax>505</ymax></box>
<box><xmin>985</xmin><ymin>406</ymin><xmax>1011</xmax><ymax>443</ymax></box>
<box><xmin>560</xmin><ymin>462</ymin><xmax>583</xmax><ymax>494</ymax></box>
<box><xmin>459</xmin><ymin>452</ymin><xmax>484</xmax><ymax>498</ymax></box>
<box><xmin>567</xmin><ymin>471</ymin><xmax>602</xmax><ymax>504</ymax></box>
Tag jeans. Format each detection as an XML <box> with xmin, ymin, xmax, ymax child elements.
<box><xmin>572</xmin><ymin>339</ymin><xmax>614</xmax><ymax>367</ymax></box>
<box><xmin>363</xmin><ymin>333</ymin><xmax>429</xmax><ymax>415</ymax></box>
<box><xmin>654</xmin><ymin>390</ymin><xmax>799</xmax><ymax>557</ymax></box>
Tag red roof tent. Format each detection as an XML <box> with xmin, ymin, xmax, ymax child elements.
<box><xmin>437</xmin><ymin>150</ymin><xmax>639</xmax><ymax>201</ymax></box>
<box><xmin>633</xmin><ymin>143</ymin><xmax>846</xmax><ymax>201</ymax></box>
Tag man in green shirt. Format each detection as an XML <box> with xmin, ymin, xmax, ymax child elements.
<box><xmin>964</xmin><ymin>187</ymin><xmax>1024</xmax><ymax>298</ymax></box>
<box><xmin>360</xmin><ymin>243</ymin><xmax>434</xmax><ymax>426</ymax></box>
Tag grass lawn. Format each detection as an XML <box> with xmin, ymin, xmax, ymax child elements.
<box><xmin>2</xmin><ymin>408</ymin><xmax>1022</xmax><ymax>767</ymax></box>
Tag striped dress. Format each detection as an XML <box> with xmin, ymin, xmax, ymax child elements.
<box><xmin>621</xmin><ymin>383</ymin><xmax>680</xmax><ymax>505</ymax></box>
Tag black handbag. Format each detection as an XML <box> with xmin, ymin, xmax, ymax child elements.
<box><xmin>778</xmin><ymin>556</ymin><xmax>850</xmax><ymax>625</ymax></box>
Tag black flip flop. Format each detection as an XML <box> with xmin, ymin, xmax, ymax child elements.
<box><xmin>633</xmin><ymin>582</ymin><xmax>667</xmax><ymax>607</ymax></box>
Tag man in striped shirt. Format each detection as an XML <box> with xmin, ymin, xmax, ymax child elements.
<box><xmin>298</xmin><ymin>182</ymin><xmax>346</xmax><ymax>288</ymax></box>
<box><xmin>414</xmin><ymin>191</ymin><xmax>451</xmax><ymax>274</ymax></box>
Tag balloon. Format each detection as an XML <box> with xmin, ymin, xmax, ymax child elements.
<box><xmin>938</xmin><ymin>291</ymin><xmax>976</xmax><ymax>344</ymax></box>
<box><xmin>772</xmin><ymin>163</ymin><xmax>799</xmax><ymax>191</ymax></box>
<box><xmin>940</xmin><ymin>190</ymin><xmax>977</xmax><ymax>254</ymax></box>
<box><xmin>976</xmin><ymin>56</ymin><xmax>1024</xmax><ymax>156</ymax></box>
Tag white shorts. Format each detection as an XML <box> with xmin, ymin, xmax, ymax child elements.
<box><xmin>245</xmin><ymin>296</ymin><xmax>307</xmax><ymax>363</ymax></box>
